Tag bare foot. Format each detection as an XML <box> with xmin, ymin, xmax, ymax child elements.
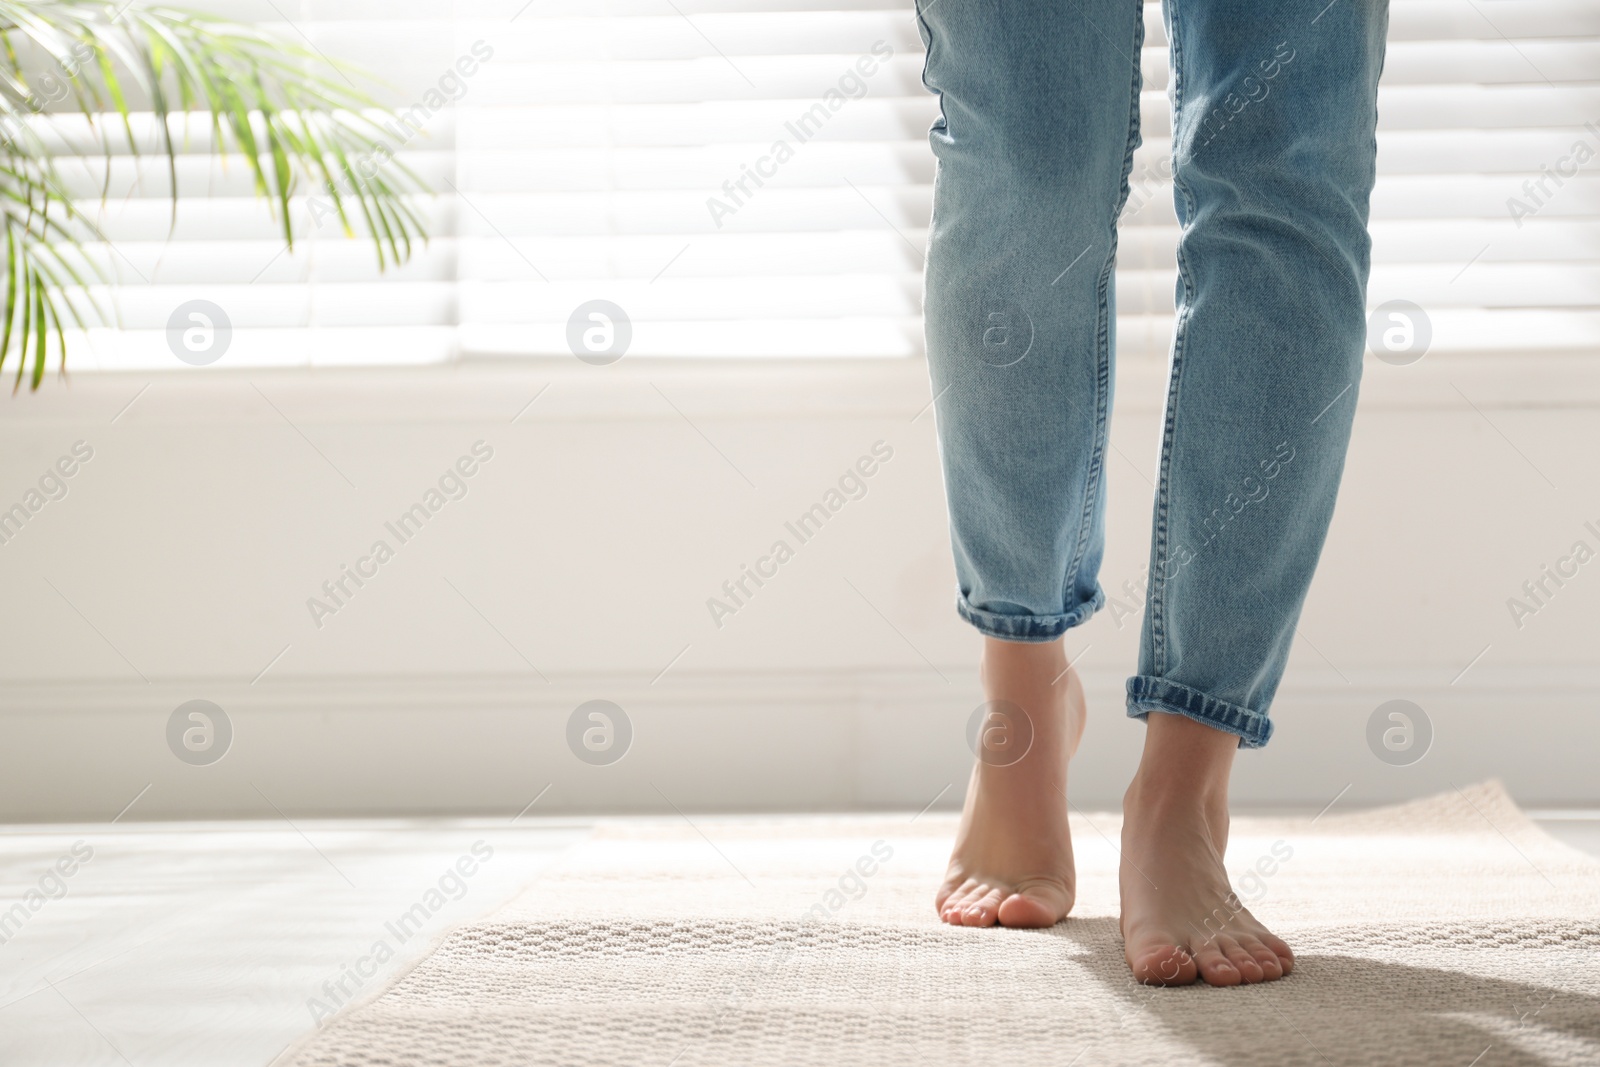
<box><xmin>936</xmin><ymin>637</ymin><xmax>1084</xmax><ymax>929</ymax></box>
<box><xmin>1119</xmin><ymin>711</ymin><xmax>1294</xmax><ymax>985</ymax></box>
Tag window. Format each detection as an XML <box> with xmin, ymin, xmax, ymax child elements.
<box><xmin>49</xmin><ymin>1</ymin><xmax>460</xmax><ymax>370</ymax></box>
<box><xmin>42</xmin><ymin>0</ymin><xmax>1600</xmax><ymax>369</ymax></box>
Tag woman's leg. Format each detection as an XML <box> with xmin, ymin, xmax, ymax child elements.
<box><xmin>1120</xmin><ymin>0</ymin><xmax>1388</xmax><ymax>983</ymax></box>
<box><xmin>917</xmin><ymin>0</ymin><xmax>1144</xmax><ymax>927</ymax></box>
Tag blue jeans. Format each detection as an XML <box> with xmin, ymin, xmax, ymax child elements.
<box><xmin>918</xmin><ymin>0</ymin><xmax>1388</xmax><ymax>747</ymax></box>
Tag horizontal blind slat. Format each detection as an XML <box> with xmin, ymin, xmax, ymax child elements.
<box><xmin>45</xmin><ymin>1</ymin><xmax>1598</xmax><ymax>367</ymax></box>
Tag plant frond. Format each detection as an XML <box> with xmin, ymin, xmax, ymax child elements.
<box><xmin>0</xmin><ymin>1</ymin><xmax>433</xmax><ymax>387</ymax></box>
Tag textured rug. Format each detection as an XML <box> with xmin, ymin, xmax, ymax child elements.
<box><xmin>283</xmin><ymin>782</ymin><xmax>1600</xmax><ymax>1066</ymax></box>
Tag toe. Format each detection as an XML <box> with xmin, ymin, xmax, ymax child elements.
<box><xmin>1260</xmin><ymin>932</ymin><xmax>1295</xmax><ymax>975</ymax></box>
<box><xmin>996</xmin><ymin>887</ymin><xmax>1065</xmax><ymax>929</ymax></box>
<box><xmin>943</xmin><ymin>884</ymin><xmax>983</xmax><ymax>924</ymax></box>
<box><xmin>1218</xmin><ymin>935</ymin><xmax>1265</xmax><ymax>983</ymax></box>
<box><xmin>961</xmin><ymin>886</ymin><xmax>1005</xmax><ymax>927</ymax></box>
<box><xmin>1127</xmin><ymin>941</ymin><xmax>1198</xmax><ymax>986</ymax></box>
<box><xmin>1236</xmin><ymin>935</ymin><xmax>1284</xmax><ymax>981</ymax></box>
<box><xmin>1191</xmin><ymin>942</ymin><xmax>1242</xmax><ymax>987</ymax></box>
<box><xmin>938</xmin><ymin>879</ymin><xmax>980</xmax><ymax>924</ymax></box>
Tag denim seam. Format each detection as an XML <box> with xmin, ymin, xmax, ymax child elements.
<box><xmin>958</xmin><ymin>591</ymin><xmax>1103</xmax><ymax>643</ymax></box>
<box><xmin>1059</xmin><ymin>246</ymin><xmax>1113</xmax><ymax>613</ymax></box>
<box><xmin>1060</xmin><ymin>0</ymin><xmax>1145</xmax><ymax>621</ymax></box>
<box><xmin>1126</xmin><ymin>675</ymin><xmax>1273</xmax><ymax>748</ymax></box>
<box><xmin>911</xmin><ymin>0</ymin><xmax>946</xmax><ymax>130</ymax></box>
<box><xmin>912</xmin><ymin>0</ymin><xmax>948</xmax><ymax>309</ymax></box>
<box><xmin>1059</xmin><ymin>253</ymin><xmax>1107</xmax><ymax>603</ymax></box>
<box><xmin>1150</xmin><ymin>0</ymin><xmax>1199</xmax><ymax>677</ymax></box>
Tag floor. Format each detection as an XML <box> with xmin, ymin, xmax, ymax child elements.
<box><xmin>0</xmin><ymin>819</ymin><xmax>590</xmax><ymax>1066</ymax></box>
<box><xmin>2</xmin><ymin>813</ymin><xmax>1596</xmax><ymax>1067</ymax></box>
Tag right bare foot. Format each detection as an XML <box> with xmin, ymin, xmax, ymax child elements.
<box><xmin>936</xmin><ymin>637</ymin><xmax>1084</xmax><ymax>928</ymax></box>
<box><xmin>1118</xmin><ymin>711</ymin><xmax>1295</xmax><ymax>985</ymax></box>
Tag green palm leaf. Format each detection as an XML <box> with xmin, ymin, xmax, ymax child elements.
<box><xmin>0</xmin><ymin>0</ymin><xmax>430</xmax><ymax>388</ymax></box>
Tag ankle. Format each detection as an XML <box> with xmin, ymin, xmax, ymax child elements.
<box><xmin>1124</xmin><ymin>770</ymin><xmax>1227</xmax><ymax>818</ymax></box>
<box><xmin>1125</xmin><ymin>712</ymin><xmax>1238</xmax><ymax>816</ymax></box>
<box><xmin>979</xmin><ymin>636</ymin><xmax>1067</xmax><ymax>685</ymax></box>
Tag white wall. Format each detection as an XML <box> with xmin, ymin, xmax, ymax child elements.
<box><xmin>1</xmin><ymin>348</ymin><xmax>1597</xmax><ymax>820</ymax></box>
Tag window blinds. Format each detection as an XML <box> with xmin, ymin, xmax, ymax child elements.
<box><xmin>42</xmin><ymin>1</ymin><xmax>461</xmax><ymax>370</ymax></box>
<box><xmin>42</xmin><ymin>0</ymin><xmax>1600</xmax><ymax>368</ymax></box>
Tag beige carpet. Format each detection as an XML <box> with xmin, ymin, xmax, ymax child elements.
<box><xmin>283</xmin><ymin>782</ymin><xmax>1600</xmax><ymax>1066</ymax></box>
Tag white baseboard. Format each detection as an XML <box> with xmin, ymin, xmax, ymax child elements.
<box><xmin>3</xmin><ymin>663</ymin><xmax>1595</xmax><ymax>821</ymax></box>
<box><xmin>2</xmin><ymin>350</ymin><xmax>1597</xmax><ymax>429</ymax></box>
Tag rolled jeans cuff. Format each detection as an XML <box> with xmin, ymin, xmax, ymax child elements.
<box><xmin>1125</xmin><ymin>676</ymin><xmax>1273</xmax><ymax>749</ymax></box>
<box><xmin>955</xmin><ymin>589</ymin><xmax>1103</xmax><ymax>643</ymax></box>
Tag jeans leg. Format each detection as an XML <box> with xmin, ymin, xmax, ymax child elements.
<box><xmin>1126</xmin><ymin>0</ymin><xmax>1389</xmax><ymax>746</ymax></box>
<box><xmin>919</xmin><ymin>0</ymin><xmax>1145</xmax><ymax>643</ymax></box>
